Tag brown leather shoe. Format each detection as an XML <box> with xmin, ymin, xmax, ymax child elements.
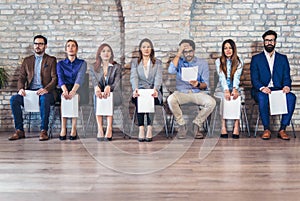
<box><xmin>8</xmin><ymin>130</ymin><xmax>25</xmax><ymax>141</ymax></box>
<box><xmin>39</xmin><ymin>130</ymin><xmax>49</xmax><ymax>141</ymax></box>
<box><xmin>278</xmin><ymin>130</ymin><xmax>290</xmax><ymax>140</ymax></box>
<box><xmin>261</xmin><ymin>129</ymin><xmax>271</xmax><ymax>140</ymax></box>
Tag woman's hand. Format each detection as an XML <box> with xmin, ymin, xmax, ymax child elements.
<box><xmin>95</xmin><ymin>86</ymin><xmax>102</xmax><ymax>99</ymax></box>
<box><xmin>103</xmin><ymin>86</ymin><xmax>111</xmax><ymax>98</ymax></box>
<box><xmin>133</xmin><ymin>88</ymin><xmax>139</xmax><ymax>98</ymax></box>
<box><xmin>69</xmin><ymin>90</ymin><xmax>76</xmax><ymax>99</ymax></box>
<box><xmin>231</xmin><ymin>88</ymin><xmax>239</xmax><ymax>100</ymax></box>
<box><xmin>62</xmin><ymin>90</ymin><xmax>70</xmax><ymax>99</ymax></box>
<box><xmin>224</xmin><ymin>90</ymin><xmax>231</xmax><ymax>101</ymax></box>
<box><xmin>152</xmin><ymin>89</ymin><xmax>158</xmax><ymax>98</ymax></box>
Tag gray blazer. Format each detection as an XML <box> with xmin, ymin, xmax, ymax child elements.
<box><xmin>90</xmin><ymin>63</ymin><xmax>122</xmax><ymax>106</ymax></box>
<box><xmin>130</xmin><ymin>58</ymin><xmax>163</xmax><ymax>102</ymax></box>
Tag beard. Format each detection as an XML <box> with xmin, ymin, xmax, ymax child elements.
<box><xmin>264</xmin><ymin>44</ymin><xmax>275</xmax><ymax>53</ymax></box>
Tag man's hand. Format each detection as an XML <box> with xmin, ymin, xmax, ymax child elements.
<box><xmin>282</xmin><ymin>86</ymin><xmax>290</xmax><ymax>93</ymax></box>
<box><xmin>18</xmin><ymin>89</ymin><xmax>26</xmax><ymax>96</ymax></box>
<box><xmin>36</xmin><ymin>88</ymin><xmax>48</xmax><ymax>96</ymax></box>
<box><xmin>261</xmin><ymin>87</ymin><xmax>271</xmax><ymax>94</ymax></box>
<box><xmin>189</xmin><ymin>80</ymin><xmax>198</xmax><ymax>88</ymax></box>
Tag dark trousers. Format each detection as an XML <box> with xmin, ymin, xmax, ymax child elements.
<box><xmin>10</xmin><ymin>93</ymin><xmax>55</xmax><ymax>131</ymax></box>
<box><xmin>254</xmin><ymin>91</ymin><xmax>296</xmax><ymax>130</ymax></box>
<box><xmin>132</xmin><ymin>97</ymin><xmax>161</xmax><ymax>126</ymax></box>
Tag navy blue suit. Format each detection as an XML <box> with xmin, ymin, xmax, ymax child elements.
<box><xmin>250</xmin><ymin>51</ymin><xmax>296</xmax><ymax>130</ymax></box>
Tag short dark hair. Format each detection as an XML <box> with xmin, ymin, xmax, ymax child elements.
<box><xmin>262</xmin><ymin>30</ymin><xmax>277</xmax><ymax>41</ymax></box>
<box><xmin>179</xmin><ymin>39</ymin><xmax>195</xmax><ymax>50</ymax></box>
<box><xmin>33</xmin><ymin>35</ymin><xmax>47</xmax><ymax>45</ymax></box>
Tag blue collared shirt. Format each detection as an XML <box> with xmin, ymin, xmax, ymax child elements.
<box><xmin>168</xmin><ymin>56</ymin><xmax>209</xmax><ymax>93</ymax></box>
<box><xmin>215</xmin><ymin>58</ymin><xmax>243</xmax><ymax>91</ymax></box>
<box><xmin>29</xmin><ymin>54</ymin><xmax>44</xmax><ymax>89</ymax></box>
<box><xmin>57</xmin><ymin>57</ymin><xmax>87</xmax><ymax>87</ymax></box>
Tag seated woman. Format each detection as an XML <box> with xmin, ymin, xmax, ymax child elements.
<box><xmin>90</xmin><ymin>43</ymin><xmax>122</xmax><ymax>141</ymax></box>
<box><xmin>57</xmin><ymin>39</ymin><xmax>87</xmax><ymax>140</ymax></box>
<box><xmin>214</xmin><ymin>39</ymin><xmax>243</xmax><ymax>139</ymax></box>
<box><xmin>130</xmin><ymin>38</ymin><xmax>163</xmax><ymax>142</ymax></box>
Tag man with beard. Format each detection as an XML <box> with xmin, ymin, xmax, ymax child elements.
<box><xmin>251</xmin><ymin>30</ymin><xmax>296</xmax><ymax>140</ymax></box>
<box><xmin>9</xmin><ymin>35</ymin><xmax>57</xmax><ymax>141</ymax></box>
<box><xmin>167</xmin><ymin>39</ymin><xmax>216</xmax><ymax>139</ymax></box>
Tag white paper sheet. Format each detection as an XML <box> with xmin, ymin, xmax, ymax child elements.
<box><xmin>223</xmin><ymin>96</ymin><xmax>241</xmax><ymax>119</ymax></box>
<box><xmin>24</xmin><ymin>90</ymin><xmax>40</xmax><ymax>112</ymax></box>
<box><xmin>181</xmin><ymin>66</ymin><xmax>198</xmax><ymax>81</ymax></box>
<box><xmin>61</xmin><ymin>94</ymin><xmax>79</xmax><ymax>117</ymax></box>
<box><xmin>137</xmin><ymin>89</ymin><xmax>155</xmax><ymax>113</ymax></box>
<box><xmin>268</xmin><ymin>90</ymin><xmax>288</xmax><ymax>115</ymax></box>
<box><xmin>96</xmin><ymin>92</ymin><xmax>114</xmax><ymax>116</ymax></box>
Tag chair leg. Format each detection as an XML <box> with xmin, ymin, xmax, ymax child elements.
<box><xmin>254</xmin><ymin>115</ymin><xmax>259</xmax><ymax>138</ymax></box>
<box><xmin>211</xmin><ymin>104</ymin><xmax>219</xmax><ymax>136</ymax></box>
<box><xmin>129</xmin><ymin>109</ymin><xmax>136</xmax><ymax>137</ymax></box>
<box><xmin>291</xmin><ymin>120</ymin><xmax>296</xmax><ymax>138</ymax></box>
<box><xmin>28</xmin><ymin>112</ymin><xmax>32</xmax><ymax>132</ymax></box>
<box><xmin>162</xmin><ymin>106</ymin><xmax>169</xmax><ymax>138</ymax></box>
<box><xmin>241</xmin><ymin>105</ymin><xmax>251</xmax><ymax>137</ymax></box>
<box><xmin>79</xmin><ymin>107</ymin><xmax>86</xmax><ymax>138</ymax></box>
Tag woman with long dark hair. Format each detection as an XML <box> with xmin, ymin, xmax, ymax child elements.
<box><xmin>90</xmin><ymin>43</ymin><xmax>122</xmax><ymax>141</ymax></box>
<box><xmin>215</xmin><ymin>39</ymin><xmax>243</xmax><ymax>139</ymax></box>
<box><xmin>130</xmin><ymin>38</ymin><xmax>163</xmax><ymax>142</ymax></box>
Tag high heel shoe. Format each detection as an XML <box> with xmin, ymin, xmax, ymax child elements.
<box><xmin>138</xmin><ymin>138</ymin><xmax>145</xmax><ymax>142</ymax></box>
<box><xmin>69</xmin><ymin>131</ymin><xmax>78</xmax><ymax>140</ymax></box>
<box><xmin>232</xmin><ymin>134</ymin><xmax>239</xmax><ymax>139</ymax></box>
<box><xmin>104</xmin><ymin>137</ymin><xmax>112</xmax><ymax>141</ymax></box>
<box><xmin>138</xmin><ymin>126</ymin><xmax>145</xmax><ymax>142</ymax></box>
<box><xmin>145</xmin><ymin>126</ymin><xmax>152</xmax><ymax>142</ymax></box>
<box><xmin>104</xmin><ymin>127</ymin><xmax>113</xmax><ymax>141</ymax></box>
<box><xmin>97</xmin><ymin>130</ymin><xmax>104</xmax><ymax>141</ymax></box>
<box><xmin>59</xmin><ymin>128</ymin><xmax>67</xmax><ymax>141</ymax></box>
<box><xmin>145</xmin><ymin>138</ymin><xmax>152</xmax><ymax>142</ymax></box>
<box><xmin>220</xmin><ymin>133</ymin><xmax>228</xmax><ymax>138</ymax></box>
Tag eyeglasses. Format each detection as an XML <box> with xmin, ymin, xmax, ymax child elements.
<box><xmin>264</xmin><ymin>39</ymin><xmax>275</xmax><ymax>44</ymax></box>
<box><xmin>34</xmin><ymin>43</ymin><xmax>45</xmax><ymax>46</ymax></box>
<box><xmin>183</xmin><ymin>50</ymin><xmax>194</xmax><ymax>55</ymax></box>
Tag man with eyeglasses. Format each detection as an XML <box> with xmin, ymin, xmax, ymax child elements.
<box><xmin>251</xmin><ymin>30</ymin><xmax>296</xmax><ymax>140</ymax></box>
<box><xmin>168</xmin><ymin>39</ymin><xmax>216</xmax><ymax>139</ymax></box>
<box><xmin>9</xmin><ymin>35</ymin><xmax>57</xmax><ymax>141</ymax></box>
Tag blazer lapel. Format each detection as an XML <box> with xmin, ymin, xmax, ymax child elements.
<box><xmin>261</xmin><ymin>52</ymin><xmax>272</xmax><ymax>79</ymax></box>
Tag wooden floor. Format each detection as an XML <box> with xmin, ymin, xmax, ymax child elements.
<box><xmin>1</xmin><ymin>130</ymin><xmax>300</xmax><ymax>201</ymax></box>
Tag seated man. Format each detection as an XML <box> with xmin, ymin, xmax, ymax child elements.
<box><xmin>9</xmin><ymin>35</ymin><xmax>57</xmax><ymax>141</ymax></box>
<box><xmin>167</xmin><ymin>39</ymin><xmax>216</xmax><ymax>139</ymax></box>
<box><xmin>251</xmin><ymin>30</ymin><xmax>296</xmax><ymax>140</ymax></box>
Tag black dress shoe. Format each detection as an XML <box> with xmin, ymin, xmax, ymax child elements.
<box><xmin>220</xmin><ymin>134</ymin><xmax>228</xmax><ymax>138</ymax></box>
<box><xmin>138</xmin><ymin>138</ymin><xmax>145</xmax><ymax>142</ymax></box>
<box><xmin>59</xmin><ymin>135</ymin><xmax>67</xmax><ymax>140</ymax></box>
<box><xmin>97</xmin><ymin>137</ymin><xmax>104</xmax><ymax>141</ymax></box>
<box><xmin>232</xmin><ymin>134</ymin><xmax>240</xmax><ymax>139</ymax></box>
<box><xmin>145</xmin><ymin>138</ymin><xmax>152</xmax><ymax>142</ymax></box>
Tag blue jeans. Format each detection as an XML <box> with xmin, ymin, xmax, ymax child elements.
<box><xmin>10</xmin><ymin>93</ymin><xmax>55</xmax><ymax>131</ymax></box>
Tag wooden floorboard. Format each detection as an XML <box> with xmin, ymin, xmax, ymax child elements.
<box><xmin>0</xmin><ymin>130</ymin><xmax>300</xmax><ymax>201</ymax></box>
